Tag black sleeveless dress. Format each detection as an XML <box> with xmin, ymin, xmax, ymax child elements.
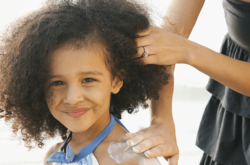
<box><xmin>196</xmin><ymin>0</ymin><xmax>250</xmax><ymax>165</ymax></box>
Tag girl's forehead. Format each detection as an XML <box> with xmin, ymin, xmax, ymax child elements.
<box><xmin>50</xmin><ymin>44</ymin><xmax>109</xmax><ymax>75</ymax></box>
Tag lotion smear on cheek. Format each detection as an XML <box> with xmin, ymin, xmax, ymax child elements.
<box><xmin>108</xmin><ymin>136</ymin><xmax>161</xmax><ymax>165</ymax></box>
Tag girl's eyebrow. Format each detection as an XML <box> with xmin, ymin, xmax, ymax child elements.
<box><xmin>78</xmin><ymin>71</ymin><xmax>103</xmax><ymax>76</ymax></box>
<box><xmin>50</xmin><ymin>71</ymin><xmax>103</xmax><ymax>79</ymax></box>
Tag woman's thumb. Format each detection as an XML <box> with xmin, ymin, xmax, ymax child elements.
<box><xmin>168</xmin><ymin>153</ymin><xmax>179</xmax><ymax>165</ymax></box>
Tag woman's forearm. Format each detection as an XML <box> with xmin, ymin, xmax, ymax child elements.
<box><xmin>188</xmin><ymin>40</ymin><xmax>250</xmax><ymax>96</ymax></box>
<box><xmin>150</xmin><ymin>66</ymin><xmax>174</xmax><ymax>124</ymax></box>
<box><xmin>150</xmin><ymin>0</ymin><xmax>205</xmax><ymax>120</ymax></box>
<box><xmin>148</xmin><ymin>0</ymin><xmax>205</xmax><ymax>129</ymax></box>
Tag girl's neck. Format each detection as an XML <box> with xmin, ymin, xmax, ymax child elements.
<box><xmin>70</xmin><ymin>113</ymin><xmax>111</xmax><ymax>147</ymax></box>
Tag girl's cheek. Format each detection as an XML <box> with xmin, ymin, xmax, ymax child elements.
<box><xmin>46</xmin><ymin>98</ymin><xmax>54</xmax><ymax>112</ymax></box>
<box><xmin>84</xmin><ymin>87</ymin><xmax>109</xmax><ymax>105</ymax></box>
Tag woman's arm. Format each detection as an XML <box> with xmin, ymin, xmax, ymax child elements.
<box><xmin>162</xmin><ymin>0</ymin><xmax>205</xmax><ymax>38</ymax></box>
<box><xmin>189</xmin><ymin>40</ymin><xmax>250</xmax><ymax>96</ymax></box>
<box><xmin>126</xmin><ymin>0</ymin><xmax>205</xmax><ymax>165</ymax></box>
<box><xmin>137</xmin><ymin>27</ymin><xmax>250</xmax><ymax>97</ymax></box>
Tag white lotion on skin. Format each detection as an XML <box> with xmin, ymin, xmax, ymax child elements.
<box><xmin>108</xmin><ymin>136</ymin><xmax>161</xmax><ymax>165</ymax></box>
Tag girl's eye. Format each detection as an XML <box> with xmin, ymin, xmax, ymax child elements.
<box><xmin>83</xmin><ymin>78</ymin><xmax>95</xmax><ymax>83</ymax></box>
<box><xmin>51</xmin><ymin>81</ymin><xmax>64</xmax><ymax>86</ymax></box>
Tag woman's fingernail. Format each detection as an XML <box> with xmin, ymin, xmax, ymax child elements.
<box><xmin>132</xmin><ymin>147</ymin><xmax>139</xmax><ymax>153</ymax></box>
<box><xmin>126</xmin><ymin>140</ymin><xmax>135</xmax><ymax>146</ymax></box>
<box><xmin>126</xmin><ymin>133</ymin><xmax>131</xmax><ymax>138</ymax></box>
<box><xmin>144</xmin><ymin>151</ymin><xmax>150</xmax><ymax>158</ymax></box>
<box><xmin>126</xmin><ymin>140</ymin><xmax>131</xmax><ymax>146</ymax></box>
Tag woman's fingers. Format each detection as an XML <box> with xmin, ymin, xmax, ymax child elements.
<box><xmin>126</xmin><ymin>129</ymin><xmax>152</xmax><ymax>147</ymax></box>
<box><xmin>144</xmin><ymin>143</ymin><xmax>175</xmax><ymax>158</ymax></box>
<box><xmin>129</xmin><ymin>139</ymin><xmax>179</xmax><ymax>165</ymax></box>
<box><xmin>132</xmin><ymin>136</ymin><xmax>165</xmax><ymax>153</ymax></box>
<box><xmin>144</xmin><ymin>144</ymin><xmax>179</xmax><ymax>165</ymax></box>
<box><xmin>139</xmin><ymin>54</ymin><xmax>163</xmax><ymax>65</ymax></box>
<box><xmin>136</xmin><ymin>36</ymin><xmax>152</xmax><ymax>48</ymax></box>
<box><xmin>168</xmin><ymin>153</ymin><xmax>179</xmax><ymax>165</ymax></box>
<box><xmin>135</xmin><ymin>45</ymin><xmax>156</xmax><ymax>58</ymax></box>
<box><xmin>136</xmin><ymin>46</ymin><xmax>145</xmax><ymax>58</ymax></box>
<box><xmin>126</xmin><ymin>126</ymin><xmax>165</xmax><ymax>154</ymax></box>
<box><xmin>126</xmin><ymin>120</ymin><xmax>179</xmax><ymax>163</ymax></box>
<box><xmin>134</xmin><ymin>26</ymin><xmax>189</xmax><ymax>66</ymax></box>
<box><xmin>136</xmin><ymin>48</ymin><xmax>182</xmax><ymax>65</ymax></box>
<box><xmin>136</xmin><ymin>27</ymin><xmax>157</xmax><ymax>47</ymax></box>
<box><xmin>137</xmin><ymin>26</ymin><xmax>153</xmax><ymax>37</ymax></box>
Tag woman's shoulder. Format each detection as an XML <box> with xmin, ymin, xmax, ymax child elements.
<box><xmin>43</xmin><ymin>141</ymin><xmax>64</xmax><ymax>165</ymax></box>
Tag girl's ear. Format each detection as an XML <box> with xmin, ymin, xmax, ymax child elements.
<box><xmin>111</xmin><ymin>76</ymin><xmax>123</xmax><ymax>94</ymax></box>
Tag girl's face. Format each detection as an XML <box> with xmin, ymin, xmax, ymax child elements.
<box><xmin>46</xmin><ymin>44</ymin><xmax>123</xmax><ymax>133</ymax></box>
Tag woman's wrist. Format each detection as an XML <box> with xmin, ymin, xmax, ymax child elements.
<box><xmin>150</xmin><ymin>111</ymin><xmax>175</xmax><ymax>129</ymax></box>
<box><xmin>184</xmin><ymin>39</ymin><xmax>216</xmax><ymax>68</ymax></box>
<box><xmin>183</xmin><ymin>38</ymin><xmax>198</xmax><ymax>66</ymax></box>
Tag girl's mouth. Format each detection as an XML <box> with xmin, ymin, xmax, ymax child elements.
<box><xmin>66</xmin><ymin>108</ymin><xmax>90</xmax><ymax>118</ymax></box>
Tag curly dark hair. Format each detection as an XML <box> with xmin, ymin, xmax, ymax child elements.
<box><xmin>0</xmin><ymin>0</ymin><xmax>170</xmax><ymax>149</ymax></box>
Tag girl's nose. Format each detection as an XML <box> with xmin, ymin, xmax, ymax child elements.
<box><xmin>63</xmin><ymin>86</ymin><xmax>84</xmax><ymax>105</ymax></box>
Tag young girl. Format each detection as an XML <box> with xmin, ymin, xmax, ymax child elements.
<box><xmin>0</xmin><ymin>0</ymin><xmax>169</xmax><ymax>164</ymax></box>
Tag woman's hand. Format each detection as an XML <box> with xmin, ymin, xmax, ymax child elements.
<box><xmin>135</xmin><ymin>26</ymin><xmax>192</xmax><ymax>66</ymax></box>
<box><xmin>126</xmin><ymin>117</ymin><xmax>179</xmax><ymax>165</ymax></box>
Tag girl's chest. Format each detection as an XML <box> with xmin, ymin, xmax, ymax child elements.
<box><xmin>53</xmin><ymin>153</ymin><xmax>99</xmax><ymax>165</ymax></box>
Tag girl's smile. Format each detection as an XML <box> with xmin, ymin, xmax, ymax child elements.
<box><xmin>63</xmin><ymin>107</ymin><xmax>91</xmax><ymax>118</ymax></box>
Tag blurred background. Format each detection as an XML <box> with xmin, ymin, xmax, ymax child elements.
<box><xmin>0</xmin><ymin>0</ymin><xmax>227</xmax><ymax>164</ymax></box>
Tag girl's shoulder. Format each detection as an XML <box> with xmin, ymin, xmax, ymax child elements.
<box><xmin>95</xmin><ymin>141</ymin><xmax>141</xmax><ymax>165</ymax></box>
<box><xmin>94</xmin><ymin>122</ymin><xmax>143</xmax><ymax>165</ymax></box>
<box><xmin>43</xmin><ymin>141</ymin><xmax>64</xmax><ymax>165</ymax></box>
<box><xmin>95</xmin><ymin>140</ymin><xmax>151</xmax><ymax>165</ymax></box>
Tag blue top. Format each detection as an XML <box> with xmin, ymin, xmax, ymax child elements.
<box><xmin>46</xmin><ymin>114</ymin><xmax>129</xmax><ymax>164</ymax></box>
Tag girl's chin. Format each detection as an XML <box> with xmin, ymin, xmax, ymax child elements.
<box><xmin>67</xmin><ymin>126</ymin><xmax>90</xmax><ymax>133</ymax></box>
<box><xmin>65</xmin><ymin>121</ymin><xmax>93</xmax><ymax>133</ymax></box>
